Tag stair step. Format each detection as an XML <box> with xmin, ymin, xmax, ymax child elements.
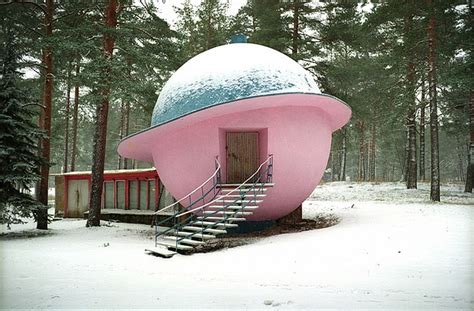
<box><xmin>163</xmin><ymin>236</ymin><xmax>205</xmax><ymax>246</ymax></box>
<box><xmin>220</xmin><ymin>188</ymin><xmax>268</xmax><ymax>193</ymax></box>
<box><xmin>182</xmin><ymin>226</ymin><xmax>227</xmax><ymax>234</ymax></box>
<box><xmin>208</xmin><ymin>205</ymin><xmax>259</xmax><ymax>210</ymax></box>
<box><xmin>218</xmin><ymin>183</ymin><xmax>275</xmax><ymax>187</ymax></box>
<box><xmin>156</xmin><ymin>240</ymin><xmax>194</xmax><ymax>251</ymax></box>
<box><xmin>156</xmin><ymin>225</ymin><xmax>172</xmax><ymax>233</ymax></box>
<box><xmin>145</xmin><ymin>247</ymin><xmax>177</xmax><ymax>258</ymax></box>
<box><xmin>217</xmin><ymin>194</ymin><xmax>266</xmax><ymax>198</ymax></box>
<box><xmin>203</xmin><ymin>210</ymin><xmax>253</xmax><ymax>216</ymax></box>
<box><xmin>197</xmin><ymin>216</ymin><xmax>246</xmax><ymax>222</ymax></box>
<box><xmin>192</xmin><ymin>221</ymin><xmax>238</xmax><ymax>228</ymax></box>
<box><xmin>175</xmin><ymin>231</ymin><xmax>216</xmax><ymax>240</ymax></box>
<box><xmin>212</xmin><ymin>200</ymin><xmax>263</xmax><ymax>204</ymax></box>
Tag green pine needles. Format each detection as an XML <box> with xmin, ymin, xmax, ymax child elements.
<box><xmin>0</xmin><ymin>30</ymin><xmax>47</xmax><ymax>228</ymax></box>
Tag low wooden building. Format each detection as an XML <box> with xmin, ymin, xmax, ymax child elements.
<box><xmin>55</xmin><ymin>168</ymin><xmax>173</xmax><ymax>224</ymax></box>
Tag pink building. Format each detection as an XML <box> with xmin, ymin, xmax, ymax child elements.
<box><xmin>118</xmin><ymin>36</ymin><xmax>351</xmax><ymax>253</ymax></box>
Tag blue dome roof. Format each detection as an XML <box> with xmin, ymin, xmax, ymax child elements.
<box><xmin>151</xmin><ymin>43</ymin><xmax>321</xmax><ymax>127</ymax></box>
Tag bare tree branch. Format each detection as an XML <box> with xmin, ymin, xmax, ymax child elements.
<box><xmin>22</xmin><ymin>102</ymin><xmax>46</xmax><ymax>109</ymax></box>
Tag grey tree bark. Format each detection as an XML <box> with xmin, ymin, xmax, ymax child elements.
<box><xmin>465</xmin><ymin>90</ymin><xmax>474</xmax><ymax>192</ymax></box>
<box><xmin>406</xmin><ymin>6</ymin><xmax>417</xmax><ymax>189</ymax></box>
<box><xmin>357</xmin><ymin>121</ymin><xmax>366</xmax><ymax>181</ymax></box>
<box><xmin>427</xmin><ymin>0</ymin><xmax>440</xmax><ymax>201</ymax></box>
<box><xmin>419</xmin><ymin>78</ymin><xmax>426</xmax><ymax>181</ymax></box>
<box><xmin>340</xmin><ymin>127</ymin><xmax>347</xmax><ymax>181</ymax></box>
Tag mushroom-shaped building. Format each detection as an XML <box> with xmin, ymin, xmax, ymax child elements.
<box><xmin>118</xmin><ymin>38</ymin><xmax>351</xmax><ymax>222</ymax></box>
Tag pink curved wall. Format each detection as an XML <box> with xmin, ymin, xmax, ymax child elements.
<box><xmin>151</xmin><ymin>104</ymin><xmax>332</xmax><ymax>221</ymax></box>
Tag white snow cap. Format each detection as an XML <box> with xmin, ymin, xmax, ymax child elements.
<box><xmin>151</xmin><ymin>43</ymin><xmax>321</xmax><ymax>126</ymax></box>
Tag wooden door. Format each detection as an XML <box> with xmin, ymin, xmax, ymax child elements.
<box><xmin>226</xmin><ymin>132</ymin><xmax>259</xmax><ymax>183</ymax></box>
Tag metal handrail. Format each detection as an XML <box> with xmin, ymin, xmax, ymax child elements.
<box><xmin>175</xmin><ymin>156</ymin><xmax>273</xmax><ymax>244</ymax></box>
<box><xmin>153</xmin><ymin>157</ymin><xmax>221</xmax><ymax>215</ymax></box>
<box><xmin>154</xmin><ymin>154</ymin><xmax>273</xmax><ymax>249</ymax></box>
<box><xmin>176</xmin><ymin>154</ymin><xmax>273</xmax><ymax>218</ymax></box>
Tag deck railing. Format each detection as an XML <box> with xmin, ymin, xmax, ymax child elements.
<box><xmin>177</xmin><ymin>154</ymin><xmax>273</xmax><ymax>217</ymax></box>
<box><xmin>153</xmin><ymin>157</ymin><xmax>221</xmax><ymax>244</ymax></box>
<box><xmin>154</xmin><ymin>154</ymin><xmax>273</xmax><ymax>250</ymax></box>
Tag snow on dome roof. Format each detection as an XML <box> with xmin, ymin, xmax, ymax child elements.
<box><xmin>151</xmin><ymin>43</ymin><xmax>322</xmax><ymax>127</ymax></box>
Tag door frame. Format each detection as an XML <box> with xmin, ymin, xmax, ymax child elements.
<box><xmin>219</xmin><ymin>128</ymin><xmax>268</xmax><ymax>184</ymax></box>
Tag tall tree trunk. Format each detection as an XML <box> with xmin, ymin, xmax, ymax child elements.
<box><xmin>206</xmin><ymin>4</ymin><xmax>211</xmax><ymax>50</ymax></box>
<box><xmin>118</xmin><ymin>99</ymin><xmax>124</xmax><ymax>169</ymax></box>
<box><xmin>87</xmin><ymin>0</ymin><xmax>117</xmax><ymax>227</ymax></box>
<box><xmin>419</xmin><ymin>77</ymin><xmax>426</xmax><ymax>181</ymax></box>
<box><xmin>291</xmin><ymin>0</ymin><xmax>299</xmax><ymax>58</ymax></box>
<box><xmin>35</xmin><ymin>51</ymin><xmax>46</xmax><ymax>201</ymax></box>
<box><xmin>364</xmin><ymin>140</ymin><xmax>368</xmax><ymax>181</ymax></box>
<box><xmin>357</xmin><ymin>121</ymin><xmax>365</xmax><ymax>181</ymax></box>
<box><xmin>382</xmin><ymin>158</ymin><xmax>388</xmax><ymax>181</ymax></box>
<box><xmin>330</xmin><ymin>151</ymin><xmax>335</xmax><ymax>181</ymax></box>
<box><xmin>456</xmin><ymin>136</ymin><xmax>465</xmax><ymax>182</ymax></box>
<box><xmin>37</xmin><ymin>0</ymin><xmax>54</xmax><ymax>230</ymax></box>
<box><xmin>251</xmin><ymin>8</ymin><xmax>257</xmax><ymax>34</ymax></box>
<box><xmin>70</xmin><ymin>59</ymin><xmax>80</xmax><ymax>171</ymax></box>
<box><xmin>340</xmin><ymin>127</ymin><xmax>347</xmax><ymax>181</ymax></box>
<box><xmin>406</xmin><ymin>5</ymin><xmax>417</xmax><ymax>189</ymax></box>
<box><xmin>369</xmin><ymin>120</ymin><xmax>376</xmax><ymax>182</ymax></box>
<box><xmin>120</xmin><ymin>58</ymin><xmax>132</xmax><ymax>169</ymax></box>
<box><xmin>427</xmin><ymin>0</ymin><xmax>440</xmax><ymax>201</ymax></box>
<box><xmin>407</xmin><ymin>62</ymin><xmax>418</xmax><ymax>189</ymax></box>
<box><xmin>123</xmin><ymin>99</ymin><xmax>130</xmax><ymax>169</ymax></box>
<box><xmin>465</xmin><ymin>90</ymin><xmax>474</xmax><ymax>192</ymax></box>
<box><xmin>403</xmin><ymin>126</ymin><xmax>409</xmax><ymax>182</ymax></box>
<box><xmin>63</xmin><ymin>63</ymin><xmax>71</xmax><ymax>173</ymax></box>
<box><xmin>368</xmin><ymin>105</ymin><xmax>378</xmax><ymax>182</ymax></box>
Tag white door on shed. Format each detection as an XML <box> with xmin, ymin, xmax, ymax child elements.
<box><xmin>67</xmin><ymin>180</ymin><xmax>89</xmax><ymax>218</ymax></box>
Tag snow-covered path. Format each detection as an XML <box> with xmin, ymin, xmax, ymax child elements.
<box><xmin>1</xmin><ymin>182</ymin><xmax>473</xmax><ymax>309</ymax></box>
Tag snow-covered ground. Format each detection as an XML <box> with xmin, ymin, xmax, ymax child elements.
<box><xmin>1</xmin><ymin>182</ymin><xmax>473</xmax><ymax>309</ymax></box>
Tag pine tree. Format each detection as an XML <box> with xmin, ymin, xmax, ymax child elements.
<box><xmin>437</xmin><ymin>3</ymin><xmax>473</xmax><ymax>191</ymax></box>
<box><xmin>427</xmin><ymin>0</ymin><xmax>440</xmax><ymax>201</ymax></box>
<box><xmin>175</xmin><ymin>0</ymin><xmax>229</xmax><ymax>62</ymax></box>
<box><xmin>87</xmin><ymin>0</ymin><xmax>118</xmax><ymax>227</ymax></box>
<box><xmin>195</xmin><ymin>0</ymin><xmax>229</xmax><ymax>51</ymax></box>
<box><xmin>405</xmin><ymin>1</ymin><xmax>418</xmax><ymax>189</ymax></box>
<box><xmin>281</xmin><ymin>0</ymin><xmax>321</xmax><ymax>63</ymax></box>
<box><xmin>0</xmin><ymin>28</ymin><xmax>46</xmax><ymax>228</ymax></box>
<box><xmin>419</xmin><ymin>77</ymin><xmax>427</xmax><ymax>181</ymax></box>
<box><xmin>36</xmin><ymin>0</ymin><xmax>54</xmax><ymax>229</ymax></box>
<box><xmin>229</xmin><ymin>1</ymin><xmax>256</xmax><ymax>36</ymax></box>
<box><xmin>44</xmin><ymin>1</ymin><xmax>179</xmax><ymax>175</ymax></box>
<box><xmin>249</xmin><ymin>0</ymin><xmax>289</xmax><ymax>53</ymax></box>
<box><xmin>466</xmin><ymin>90</ymin><xmax>474</xmax><ymax>192</ymax></box>
<box><xmin>175</xmin><ymin>0</ymin><xmax>199</xmax><ymax>60</ymax></box>
<box><xmin>111</xmin><ymin>3</ymin><xmax>180</xmax><ymax>170</ymax></box>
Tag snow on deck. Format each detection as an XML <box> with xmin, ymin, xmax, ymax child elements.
<box><xmin>0</xmin><ymin>182</ymin><xmax>473</xmax><ymax>309</ymax></box>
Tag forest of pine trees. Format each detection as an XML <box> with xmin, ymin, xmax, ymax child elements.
<box><xmin>0</xmin><ymin>0</ymin><xmax>472</xmax><ymax>228</ymax></box>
